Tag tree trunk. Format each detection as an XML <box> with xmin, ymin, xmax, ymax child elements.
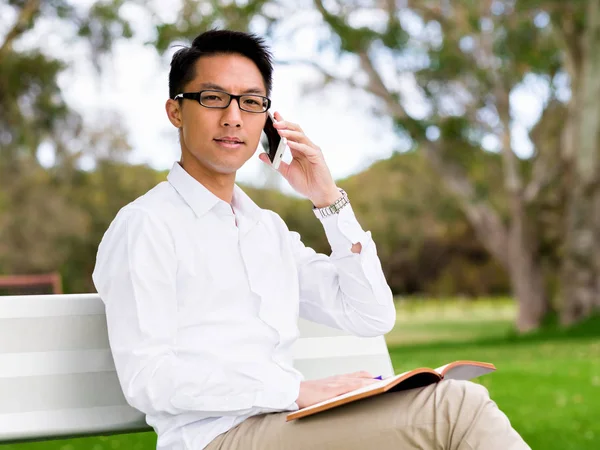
<box><xmin>595</xmin><ymin>188</ymin><xmax>600</xmax><ymax>310</ymax></box>
<box><xmin>496</xmin><ymin>87</ymin><xmax>549</xmax><ymax>332</ymax></box>
<box><xmin>421</xmin><ymin>145</ymin><xmax>509</xmax><ymax>268</ymax></box>
<box><xmin>0</xmin><ymin>0</ymin><xmax>41</xmax><ymax>62</ymax></box>
<box><xmin>560</xmin><ymin>0</ymin><xmax>600</xmax><ymax>325</ymax></box>
<box><xmin>508</xmin><ymin>195</ymin><xmax>549</xmax><ymax>332</ymax></box>
<box><xmin>424</xmin><ymin>140</ymin><xmax>549</xmax><ymax>331</ymax></box>
<box><xmin>561</xmin><ymin>184</ymin><xmax>599</xmax><ymax>324</ymax></box>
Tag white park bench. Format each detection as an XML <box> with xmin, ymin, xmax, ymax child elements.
<box><xmin>0</xmin><ymin>293</ymin><xmax>394</xmax><ymax>444</ymax></box>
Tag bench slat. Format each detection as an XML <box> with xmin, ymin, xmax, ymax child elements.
<box><xmin>1</xmin><ymin>406</ymin><xmax>147</xmax><ymax>442</ymax></box>
<box><xmin>0</xmin><ymin>294</ymin><xmax>103</xmax><ymax>319</ymax></box>
<box><xmin>0</xmin><ymin>372</ymin><xmax>127</xmax><ymax>415</ymax></box>
<box><xmin>0</xmin><ymin>349</ymin><xmax>114</xmax><ymax>378</ymax></box>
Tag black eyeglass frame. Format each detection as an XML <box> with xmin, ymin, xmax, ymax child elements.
<box><xmin>173</xmin><ymin>89</ymin><xmax>271</xmax><ymax>113</ymax></box>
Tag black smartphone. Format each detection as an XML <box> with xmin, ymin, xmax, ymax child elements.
<box><xmin>261</xmin><ymin>111</ymin><xmax>287</xmax><ymax>170</ymax></box>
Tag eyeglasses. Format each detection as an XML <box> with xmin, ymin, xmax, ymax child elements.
<box><xmin>174</xmin><ymin>89</ymin><xmax>271</xmax><ymax>113</ymax></box>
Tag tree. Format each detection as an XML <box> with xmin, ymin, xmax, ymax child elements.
<box><xmin>0</xmin><ymin>0</ymin><xmax>137</xmax><ymax>277</ymax></box>
<box><xmin>553</xmin><ymin>0</ymin><xmax>600</xmax><ymax>325</ymax></box>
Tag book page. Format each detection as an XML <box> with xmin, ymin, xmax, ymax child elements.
<box><xmin>435</xmin><ymin>363</ymin><xmax>451</xmax><ymax>374</ymax></box>
<box><xmin>435</xmin><ymin>361</ymin><xmax>496</xmax><ymax>380</ymax></box>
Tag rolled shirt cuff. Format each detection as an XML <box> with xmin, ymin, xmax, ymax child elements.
<box><xmin>317</xmin><ymin>203</ymin><xmax>371</xmax><ymax>255</ymax></box>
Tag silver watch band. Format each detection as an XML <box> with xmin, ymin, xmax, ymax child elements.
<box><xmin>312</xmin><ymin>189</ymin><xmax>350</xmax><ymax>218</ymax></box>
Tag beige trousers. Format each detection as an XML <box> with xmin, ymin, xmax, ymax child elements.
<box><xmin>205</xmin><ymin>380</ymin><xmax>530</xmax><ymax>450</ymax></box>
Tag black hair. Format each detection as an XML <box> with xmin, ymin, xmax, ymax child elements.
<box><xmin>168</xmin><ymin>29</ymin><xmax>273</xmax><ymax>100</ymax></box>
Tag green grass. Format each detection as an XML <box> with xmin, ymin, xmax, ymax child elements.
<box><xmin>3</xmin><ymin>298</ymin><xmax>600</xmax><ymax>449</ymax></box>
<box><xmin>387</xmin><ymin>298</ymin><xmax>600</xmax><ymax>450</ymax></box>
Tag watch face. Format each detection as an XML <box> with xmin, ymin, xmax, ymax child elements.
<box><xmin>312</xmin><ymin>189</ymin><xmax>349</xmax><ymax>218</ymax></box>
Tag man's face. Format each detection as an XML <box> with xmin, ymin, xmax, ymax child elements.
<box><xmin>167</xmin><ymin>53</ymin><xmax>268</xmax><ymax>176</ymax></box>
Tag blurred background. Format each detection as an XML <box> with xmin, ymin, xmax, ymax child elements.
<box><xmin>1</xmin><ymin>0</ymin><xmax>599</xmax><ymax>449</ymax></box>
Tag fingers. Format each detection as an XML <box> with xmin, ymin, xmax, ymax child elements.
<box><xmin>348</xmin><ymin>370</ymin><xmax>377</xmax><ymax>379</ymax></box>
<box><xmin>274</xmin><ymin>121</ymin><xmax>304</xmax><ymax>133</ymax></box>
<box><xmin>271</xmin><ymin>111</ymin><xmax>317</xmax><ymax>154</ymax></box>
<box><xmin>272</xmin><ymin>111</ymin><xmax>303</xmax><ymax>133</ymax></box>
<box><xmin>329</xmin><ymin>371</ymin><xmax>375</xmax><ymax>381</ymax></box>
<box><xmin>277</xmin><ymin>129</ymin><xmax>313</xmax><ymax>146</ymax></box>
<box><xmin>322</xmin><ymin>377</ymin><xmax>376</xmax><ymax>397</ymax></box>
<box><xmin>300</xmin><ymin>373</ymin><xmax>381</xmax><ymax>406</ymax></box>
<box><xmin>287</xmin><ymin>140</ymin><xmax>321</xmax><ymax>161</ymax></box>
<box><xmin>297</xmin><ymin>376</ymin><xmax>379</xmax><ymax>409</ymax></box>
<box><xmin>335</xmin><ymin>377</ymin><xmax>379</xmax><ymax>395</ymax></box>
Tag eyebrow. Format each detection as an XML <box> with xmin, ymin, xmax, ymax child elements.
<box><xmin>198</xmin><ymin>82</ymin><xmax>266</xmax><ymax>95</ymax></box>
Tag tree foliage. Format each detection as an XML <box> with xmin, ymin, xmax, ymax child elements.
<box><xmin>0</xmin><ymin>0</ymin><xmax>138</xmax><ymax>277</ymax></box>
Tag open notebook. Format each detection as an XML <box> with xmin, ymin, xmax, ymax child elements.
<box><xmin>286</xmin><ymin>360</ymin><xmax>496</xmax><ymax>421</ymax></box>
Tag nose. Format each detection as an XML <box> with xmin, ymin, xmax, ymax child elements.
<box><xmin>220</xmin><ymin>98</ymin><xmax>243</xmax><ymax>128</ymax></box>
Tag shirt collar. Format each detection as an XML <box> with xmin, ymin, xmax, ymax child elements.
<box><xmin>232</xmin><ymin>183</ymin><xmax>263</xmax><ymax>223</ymax></box>
<box><xmin>167</xmin><ymin>162</ymin><xmax>262</xmax><ymax>222</ymax></box>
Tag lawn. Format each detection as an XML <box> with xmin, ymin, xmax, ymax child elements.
<box><xmin>387</xmin><ymin>298</ymin><xmax>600</xmax><ymax>450</ymax></box>
<box><xmin>3</xmin><ymin>298</ymin><xmax>599</xmax><ymax>449</ymax></box>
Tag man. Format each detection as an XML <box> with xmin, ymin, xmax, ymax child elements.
<box><xmin>92</xmin><ymin>29</ymin><xmax>529</xmax><ymax>450</ymax></box>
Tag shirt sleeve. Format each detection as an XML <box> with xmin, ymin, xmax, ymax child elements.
<box><xmin>291</xmin><ymin>204</ymin><xmax>396</xmax><ymax>337</ymax></box>
<box><xmin>93</xmin><ymin>208</ymin><xmax>299</xmax><ymax>419</ymax></box>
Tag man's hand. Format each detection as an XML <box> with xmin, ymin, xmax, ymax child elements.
<box><xmin>296</xmin><ymin>371</ymin><xmax>380</xmax><ymax>409</ymax></box>
<box><xmin>258</xmin><ymin>111</ymin><xmax>341</xmax><ymax>208</ymax></box>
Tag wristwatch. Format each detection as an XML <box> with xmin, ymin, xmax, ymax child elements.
<box><xmin>313</xmin><ymin>189</ymin><xmax>350</xmax><ymax>218</ymax></box>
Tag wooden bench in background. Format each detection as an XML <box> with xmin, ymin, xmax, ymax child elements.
<box><xmin>0</xmin><ymin>273</ymin><xmax>63</xmax><ymax>295</ymax></box>
<box><xmin>0</xmin><ymin>294</ymin><xmax>394</xmax><ymax>444</ymax></box>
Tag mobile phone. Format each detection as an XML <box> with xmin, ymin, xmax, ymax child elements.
<box><xmin>261</xmin><ymin>111</ymin><xmax>287</xmax><ymax>170</ymax></box>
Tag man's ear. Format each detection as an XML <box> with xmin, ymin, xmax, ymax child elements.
<box><xmin>165</xmin><ymin>99</ymin><xmax>182</xmax><ymax>128</ymax></box>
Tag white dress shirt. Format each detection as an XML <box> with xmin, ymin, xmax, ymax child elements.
<box><xmin>92</xmin><ymin>162</ymin><xmax>395</xmax><ymax>450</ymax></box>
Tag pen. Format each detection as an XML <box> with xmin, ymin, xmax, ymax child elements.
<box><xmin>373</xmin><ymin>375</ymin><xmax>383</xmax><ymax>380</ymax></box>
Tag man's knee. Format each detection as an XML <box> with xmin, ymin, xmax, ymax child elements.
<box><xmin>437</xmin><ymin>381</ymin><xmax>529</xmax><ymax>449</ymax></box>
<box><xmin>439</xmin><ymin>379</ymin><xmax>491</xmax><ymax>409</ymax></box>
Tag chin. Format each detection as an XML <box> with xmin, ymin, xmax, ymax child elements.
<box><xmin>184</xmin><ymin>150</ymin><xmax>246</xmax><ymax>175</ymax></box>
<box><xmin>214</xmin><ymin>154</ymin><xmax>254</xmax><ymax>173</ymax></box>
<box><xmin>208</xmin><ymin>157</ymin><xmax>248</xmax><ymax>175</ymax></box>
<box><xmin>212</xmin><ymin>165</ymin><xmax>241</xmax><ymax>175</ymax></box>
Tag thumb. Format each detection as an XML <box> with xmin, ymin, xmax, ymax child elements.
<box><xmin>258</xmin><ymin>152</ymin><xmax>289</xmax><ymax>175</ymax></box>
<box><xmin>258</xmin><ymin>152</ymin><xmax>271</xmax><ymax>165</ymax></box>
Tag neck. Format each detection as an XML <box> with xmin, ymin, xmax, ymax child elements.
<box><xmin>179</xmin><ymin>156</ymin><xmax>236</xmax><ymax>204</ymax></box>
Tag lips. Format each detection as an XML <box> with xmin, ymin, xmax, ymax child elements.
<box><xmin>214</xmin><ymin>137</ymin><xmax>243</xmax><ymax>144</ymax></box>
